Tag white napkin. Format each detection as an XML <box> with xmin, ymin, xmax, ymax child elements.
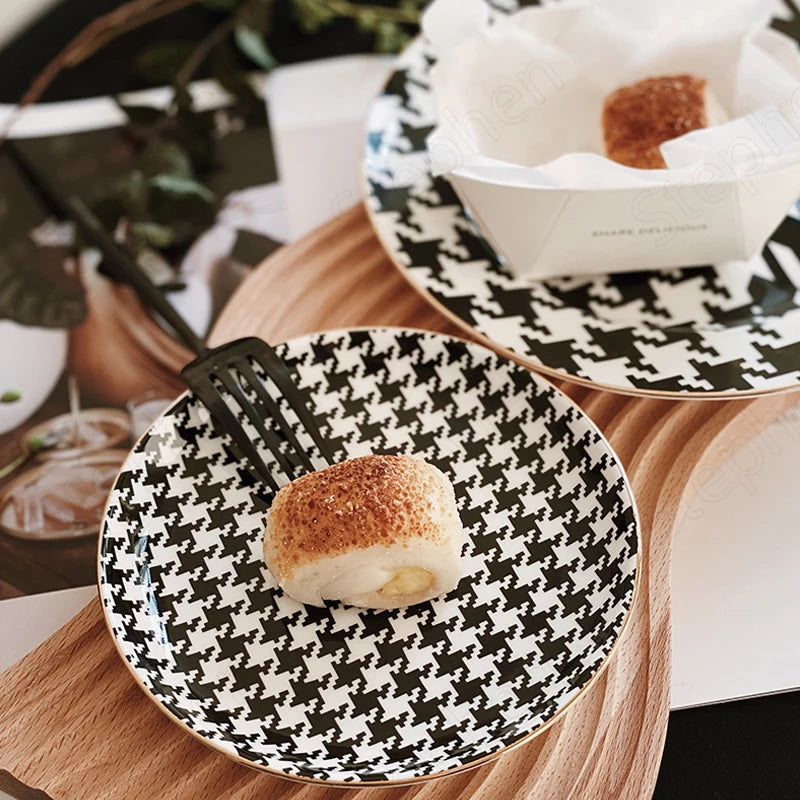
<box><xmin>424</xmin><ymin>0</ymin><xmax>800</xmax><ymax>176</ymax></box>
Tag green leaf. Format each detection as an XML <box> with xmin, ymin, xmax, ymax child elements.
<box><xmin>171</xmin><ymin>106</ymin><xmax>216</xmax><ymax>171</ymax></box>
<box><xmin>140</xmin><ymin>140</ymin><xmax>194</xmax><ymax>180</ymax></box>
<box><xmin>0</xmin><ymin>390</ymin><xmax>20</xmax><ymax>403</ymax></box>
<box><xmin>148</xmin><ymin>196</ymin><xmax>217</xmax><ymax>246</ymax></box>
<box><xmin>356</xmin><ymin>9</ymin><xmax>380</xmax><ymax>32</ymax></box>
<box><xmin>148</xmin><ymin>174</ymin><xmax>215</xmax><ymax>203</ymax></box>
<box><xmin>234</xmin><ymin>25</ymin><xmax>276</xmax><ymax>69</ymax></box>
<box><xmin>135</xmin><ymin>41</ymin><xmax>196</xmax><ymax>84</ymax></box>
<box><xmin>210</xmin><ymin>43</ymin><xmax>263</xmax><ymax>112</ymax></box>
<box><xmin>130</xmin><ymin>221</ymin><xmax>176</xmax><ymax>248</ymax></box>
<box><xmin>116</xmin><ymin>102</ymin><xmax>163</xmax><ymax>127</ymax></box>
<box><xmin>291</xmin><ymin>0</ymin><xmax>335</xmax><ymax>34</ymax></box>
<box><xmin>146</xmin><ymin>173</ymin><xmax>217</xmax><ymax>244</ymax></box>
<box><xmin>0</xmin><ymin>240</ymin><xmax>86</xmax><ymax>329</ymax></box>
<box><xmin>124</xmin><ymin>170</ymin><xmax>150</xmax><ymax>218</ymax></box>
<box><xmin>374</xmin><ymin>20</ymin><xmax>411</xmax><ymax>53</ymax></box>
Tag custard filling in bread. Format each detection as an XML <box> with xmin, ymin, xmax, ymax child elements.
<box><xmin>379</xmin><ymin>567</ymin><xmax>434</xmax><ymax>597</ymax></box>
<box><xmin>262</xmin><ymin>454</ymin><xmax>464</xmax><ymax>609</ymax></box>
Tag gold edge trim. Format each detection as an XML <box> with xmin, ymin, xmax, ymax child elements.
<box><xmin>359</xmin><ymin>52</ymin><xmax>800</xmax><ymax>403</ymax></box>
<box><xmin>96</xmin><ymin>325</ymin><xmax>643</xmax><ymax>788</ymax></box>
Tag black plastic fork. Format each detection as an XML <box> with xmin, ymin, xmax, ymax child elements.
<box><xmin>181</xmin><ymin>338</ymin><xmax>333</xmax><ymax>489</ymax></box>
<box><xmin>5</xmin><ymin>141</ymin><xmax>333</xmax><ymax>490</ymax></box>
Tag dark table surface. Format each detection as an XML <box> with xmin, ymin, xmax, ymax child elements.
<box><xmin>2</xmin><ymin>2</ymin><xmax>799</xmax><ymax>798</ymax></box>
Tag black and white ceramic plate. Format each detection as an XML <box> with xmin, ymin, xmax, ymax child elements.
<box><xmin>99</xmin><ymin>328</ymin><xmax>639</xmax><ymax>785</ymax></box>
<box><xmin>364</xmin><ymin>1</ymin><xmax>800</xmax><ymax>398</ymax></box>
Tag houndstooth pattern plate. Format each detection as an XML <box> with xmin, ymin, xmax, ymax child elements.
<box><xmin>364</xmin><ymin>1</ymin><xmax>800</xmax><ymax>398</ymax></box>
<box><xmin>99</xmin><ymin>328</ymin><xmax>638</xmax><ymax>784</ymax></box>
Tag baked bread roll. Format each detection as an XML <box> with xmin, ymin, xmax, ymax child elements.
<box><xmin>602</xmin><ymin>74</ymin><xmax>728</xmax><ymax>169</ymax></box>
<box><xmin>263</xmin><ymin>454</ymin><xmax>464</xmax><ymax>609</ymax></box>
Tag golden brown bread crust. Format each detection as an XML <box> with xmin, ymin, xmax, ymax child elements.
<box><xmin>265</xmin><ymin>455</ymin><xmax>455</xmax><ymax>580</ymax></box>
<box><xmin>602</xmin><ymin>75</ymin><xmax>709</xmax><ymax>169</ymax></box>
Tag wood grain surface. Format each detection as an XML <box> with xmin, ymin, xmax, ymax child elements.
<box><xmin>1</xmin><ymin>204</ymin><xmax>798</xmax><ymax>800</ymax></box>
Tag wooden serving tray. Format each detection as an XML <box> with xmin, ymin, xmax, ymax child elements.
<box><xmin>1</xmin><ymin>205</ymin><xmax>798</xmax><ymax>800</ymax></box>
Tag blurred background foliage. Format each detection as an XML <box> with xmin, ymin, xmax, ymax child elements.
<box><xmin>0</xmin><ymin>0</ymin><xmax>425</xmax><ymax>329</ymax></box>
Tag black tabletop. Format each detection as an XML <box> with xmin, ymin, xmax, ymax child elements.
<box><xmin>2</xmin><ymin>3</ymin><xmax>799</xmax><ymax>798</ymax></box>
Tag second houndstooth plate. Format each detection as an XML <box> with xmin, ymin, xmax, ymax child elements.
<box><xmin>364</xmin><ymin>0</ymin><xmax>800</xmax><ymax>398</ymax></box>
<box><xmin>99</xmin><ymin>328</ymin><xmax>639</xmax><ymax>785</ymax></box>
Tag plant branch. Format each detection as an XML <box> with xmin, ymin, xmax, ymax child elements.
<box><xmin>63</xmin><ymin>0</ymin><xmax>204</xmax><ymax>68</ymax></box>
<box><xmin>132</xmin><ymin>13</ymin><xmax>238</xmax><ymax>145</ymax></box>
<box><xmin>318</xmin><ymin>0</ymin><xmax>420</xmax><ymax>24</ymax></box>
<box><xmin>1</xmin><ymin>0</ymin><xmax>202</xmax><ymax>142</ymax></box>
<box><xmin>306</xmin><ymin>0</ymin><xmax>420</xmax><ymax>25</ymax></box>
<box><xmin>174</xmin><ymin>14</ymin><xmax>237</xmax><ymax>88</ymax></box>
